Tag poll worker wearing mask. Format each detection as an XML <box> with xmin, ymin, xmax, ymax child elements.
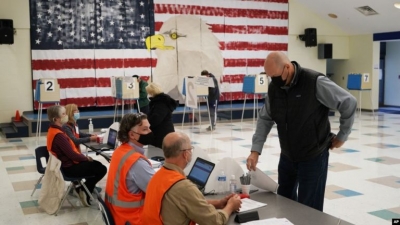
<box><xmin>105</xmin><ymin>113</ymin><xmax>155</xmax><ymax>225</ymax></box>
<box><xmin>142</xmin><ymin>132</ymin><xmax>242</xmax><ymax>225</ymax></box>
<box><xmin>62</xmin><ymin>104</ymin><xmax>97</xmax><ymax>153</ymax></box>
<box><xmin>46</xmin><ymin>105</ymin><xmax>107</xmax><ymax>207</ymax></box>
<box><xmin>246</xmin><ymin>52</ymin><xmax>357</xmax><ymax>211</ymax></box>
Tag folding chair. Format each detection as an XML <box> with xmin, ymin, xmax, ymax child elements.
<box><xmin>31</xmin><ymin>146</ymin><xmax>49</xmax><ymax>196</ymax></box>
<box><xmin>97</xmin><ymin>194</ymin><xmax>115</xmax><ymax>225</ymax></box>
<box><xmin>55</xmin><ymin>169</ymin><xmax>95</xmax><ymax>216</ymax></box>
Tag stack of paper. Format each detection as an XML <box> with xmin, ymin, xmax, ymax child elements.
<box><xmin>250</xmin><ymin>168</ymin><xmax>279</xmax><ymax>192</ymax></box>
<box><xmin>241</xmin><ymin>218</ymin><xmax>294</xmax><ymax>225</ymax></box>
<box><xmin>239</xmin><ymin>198</ymin><xmax>267</xmax><ymax>213</ymax></box>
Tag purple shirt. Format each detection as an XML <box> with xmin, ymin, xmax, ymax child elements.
<box><xmin>49</xmin><ymin>125</ymin><xmax>88</xmax><ymax>168</ymax></box>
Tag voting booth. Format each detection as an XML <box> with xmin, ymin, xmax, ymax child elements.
<box><xmin>241</xmin><ymin>74</ymin><xmax>269</xmax><ymax>124</ymax></box>
<box><xmin>347</xmin><ymin>73</ymin><xmax>375</xmax><ymax>119</ymax></box>
<box><xmin>181</xmin><ymin>76</ymin><xmax>212</xmax><ymax>130</ymax></box>
<box><xmin>34</xmin><ymin>79</ymin><xmax>61</xmax><ymax>143</ymax></box>
<box><xmin>112</xmin><ymin>76</ymin><xmax>140</xmax><ymax>122</ymax></box>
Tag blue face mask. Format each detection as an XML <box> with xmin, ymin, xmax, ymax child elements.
<box><xmin>73</xmin><ymin>112</ymin><xmax>80</xmax><ymax>120</ymax></box>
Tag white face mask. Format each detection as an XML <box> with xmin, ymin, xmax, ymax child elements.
<box><xmin>60</xmin><ymin>115</ymin><xmax>69</xmax><ymax>124</ymax></box>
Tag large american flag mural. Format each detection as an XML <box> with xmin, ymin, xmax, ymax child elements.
<box><xmin>30</xmin><ymin>0</ymin><xmax>288</xmax><ymax>108</ymax></box>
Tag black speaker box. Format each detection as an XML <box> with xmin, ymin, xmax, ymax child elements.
<box><xmin>304</xmin><ymin>28</ymin><xmax>317</xmax><ymax>47</ymax></box>
<box><xmin>0</xmin><ymin>19</ymin><xmax>14</xmax><ymax>44</ymax></box>
<box><xmin>318</xmin><ymin>43</ymin><xmax>333</xmax><ymax>59</ymax></box>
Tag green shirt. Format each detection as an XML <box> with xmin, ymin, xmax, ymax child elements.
<box><xmin>138</xmin><ymin>80</ymin><xmax>149</xmax><ymax>107</ymax></box>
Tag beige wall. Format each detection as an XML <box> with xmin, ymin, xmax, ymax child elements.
<box><xmin>330</xmin><ymin>35</ymin><xmax>379</xmax><ymax>110</ymax></box>
<box><xmin>288</xmin><ymin>0</ymin><xmax>349</xmax><ymax>74</ymax></box>
<box><xmin>0</xmin><ymin>0</ymin><xmax>32</xmax><ymax>123</ymax></box>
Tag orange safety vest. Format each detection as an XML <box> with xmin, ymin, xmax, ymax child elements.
<box><xmin>142</xmin><ymin>167</ymin><xmax>196</xmax><ymax>225</ymax></box>
<box><xmin>65</xmin><ymin>123</ymin><xmax>82</xmax><ymax>153</ymax></box>
<box><xmin>47</xmin><ymin>126</ymin><xmax>82</xmax><ymax>163</ymax></box>
<box><xmin>105</xmin><ymin>143</ymin><xmax>150</xmax><ymax>225</ymax></box>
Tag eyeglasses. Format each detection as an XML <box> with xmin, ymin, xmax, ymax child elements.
<box><xmin>180</xmin><ymin>146</ymin><xmax>194</xmax><ymax>152</ymax></box>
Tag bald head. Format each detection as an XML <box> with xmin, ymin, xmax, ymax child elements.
<box><xmin>264</xmin><ymin>51</ymin><xmax>291</xmax><ymax>77</ymax></box>
<box><xmin>162</xmin><ymin>132</ymin><xmax>191</xmax><ymax>158</ymax></box>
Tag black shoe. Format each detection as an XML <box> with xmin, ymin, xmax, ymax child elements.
<box><xmin>206</xmin><ymin>126</ymin><xmax>215</xmax><ymax>131</ymax></box>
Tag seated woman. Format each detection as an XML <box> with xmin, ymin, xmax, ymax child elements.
<box><xmin>145</xmin><ymin>83</ymin><xmax>178</xmax><ymax>148</ymax></box>
<box><xmin>46</xmin><ymin>105</ymin><xmax>107</xmax><ymax>207</ymax></box>
<box><xmin>62</xmin><ymin>104</ymin><xmax>97</xmax><ymax>153</ymax></box>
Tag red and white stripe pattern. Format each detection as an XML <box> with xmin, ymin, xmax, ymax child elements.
<box><xmin>32</xmin><ymin>0</ymin><xmax>288</xmax><ymax>108</ymax></box>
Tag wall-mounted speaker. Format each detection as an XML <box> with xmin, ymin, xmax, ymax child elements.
<box><xmin>0</xmin><ymin>19</ymin><xmax>14</xmax><ymax>45</ymax></box>
<box><xmin>318</xmin><ymin>43</ymin><xmax>333</xmax><ymax>59</ymax></box>
<box><xmin>298</xmin><ymin>28</ymin><xmax>317</xmax><ymax>47</ymax></box>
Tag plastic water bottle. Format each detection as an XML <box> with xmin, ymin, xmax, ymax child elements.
<box><xmin>229</xmin><ymin>175</ymin><xmax>237</xmax><ymax>193</ymax></box>
<box><xmin>217</xmin><ymin>170</ymin><xmax>227</xmax><ymax>194</ymax></box>
<box><xmin>88</xmin><ymin>118</ymin><xmax>94</xmax><ymax>134</ymax></box>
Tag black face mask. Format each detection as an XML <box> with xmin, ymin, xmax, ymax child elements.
<box><xmin>271</xmin><ymin>67</ymin><xmax>287</xmax><ymax>88</ymax></box>
<box><xmin>136</xmin><ymin>132</ymin><xmax>154</xmax><ymax>145</ymax></box>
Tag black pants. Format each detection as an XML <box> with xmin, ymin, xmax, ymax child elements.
<box><xmin>277</xmin><ymin>149</ymin><xmax>329</xmax><ymax>211</ymax></box>
<box><xmin>208</xmin><ymin>99</ymin><xmax>218</xmax><ymax>127</ymax></box>
<box><xmin>63</xmin><ymin>160</ymin><xmax>107</xmax><ymax>193</ymax></box>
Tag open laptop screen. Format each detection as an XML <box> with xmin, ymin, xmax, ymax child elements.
<box><xmin>107</xmin><ymin>128</ymin><xmax>118</xmax><ymax>147</ymax></box>
<box><xmin>187</xmin><ymin>157</ymin><xmax>215</xmax><ymax>188</ymax></box>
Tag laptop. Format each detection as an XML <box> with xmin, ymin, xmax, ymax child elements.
<box><xmin>86</xmin><ymin>128</ymin><xmax>118</xmax><ymax>150</ymax></box>
<box><xmin>187</xmin><ymin>157</ymin><xmax>215</xmax><ymax>191</ymax></box>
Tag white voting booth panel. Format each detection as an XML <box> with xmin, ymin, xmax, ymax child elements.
<box><xmin>38</xmin><ymin>79</ymin><xmax>61</xmax><ymax>102</ymax></box>
<box><xmin>115</xmin><ymin>77</ymin><xmax>139</xmax><ymax>99</ymax></box>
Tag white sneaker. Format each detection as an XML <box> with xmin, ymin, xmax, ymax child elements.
<box><xmin>79</xmin><ymin>189</ymin><xmax>90</xmax><ymax>207</ymax></box>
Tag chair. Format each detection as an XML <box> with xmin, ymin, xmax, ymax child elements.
<box><xmin>97</xmin><ymin>194</ymin><xmax>115</xmax><ymax>225</ymax></box>
<box><xmin>31</xmin><ymin>146</ymin><xmax>49</xmax><ymax>196</ymax></box>
<box><xmin>55</xmin><ymin>169</ymin><xmax>96</xmax><ymax>216</ymax></box>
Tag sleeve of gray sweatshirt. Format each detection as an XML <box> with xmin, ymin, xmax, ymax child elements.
<box><xmin>250</xmin><ymin>97</ymin><xmax>275</xmax><ymax>155</ymax></box>
<box><xmin>315</xmin><ymin>76</ymin><xmax>357</xmax><ymax>142</ymax></box>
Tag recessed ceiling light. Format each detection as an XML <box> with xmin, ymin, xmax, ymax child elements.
<box><xmin>328</xmin><ymin>13</ymin><xmax>338</xmax><ymax>18</ymax></box>
<box><xmin>395</xmin><ymin>3</ymin><xmax>400</xmax><ymax>9</ymax></box>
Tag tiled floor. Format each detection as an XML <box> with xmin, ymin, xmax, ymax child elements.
<box><xmin>1</xmin><ymin>111</ymin><xmax>400</xmax><ymax>224</ymax></box>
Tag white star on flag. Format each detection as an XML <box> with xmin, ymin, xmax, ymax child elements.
<box><xmin>35</xmin><ymin>39</ymin><xmax>41</xmax><ymax>44</ymax></box>
<box><xmin>118</xmin><ymin>2</ymin><xmax>122</xmax><ymax>6</ymax></box>
<box><xmin>129</xmin><ymin>31</ymin><xmax>134</xmax><ymax>36</ymax></box>
<box><xmin>70</xmin><ymin>31</ymin><xmax>75</xmax><ymax>36</ymax></box>
<box><xmin>81</xmin><ymin>26</ymin><xmax>86</xmax><ymax>31</ymax></box>
<box><xmin>38</xmin><ymin>14</ymin><xmax>42</xmax><ymax>19</ymax></box>
<box><xmin>70</xmin><ymin>19</ymin><xmax>74</xmax><ymax>24</ymax></box>
<box><xmin>141</xmin><ymin>37</ymin><xmax>145</xmax><ymax>42</ymax></box>
<box><xmin>140</xmin><ymin>1</ymin><xmax>144</xmax><ymax>6</ymax></box>
<box><xmin>119</xmin><ymin>38</ymin><xmax>123</xmax><ymax>42</ymax></box>
<box><xmin>99</xmin><ymin>27</ymin><xmax>104</xmax><ymax>31</ymax></box>
<box><xmin>90</xmin><ymin>20</ymin><xmax>94</xmax><ymax>24</ymax></box>
<box><xmin>100</xmin><ymin>16</ymin><xmax>104</xmax><ymax>21</ymax></box>
<box><xmin>47</xmin><ymin>20</ymin><xmax>52</xmax><ymax>24</ymax></box>
<box><xmin>81</xmin><ymin>14</ymin><xmax>85</xmax><ymax>19</ymax></box>
<box><xmin>90</xmin><ymin>32</ymin><xmax>95</xmax><ymax>37</ymax></box>
<box><xmin>37</xmin><ymin>2</ymin><xmax>42</xmax><ymax>7</ymax></box>
<box><xmin>57</xmin><ymin>15</ymin><xmax>61</xmax><ymax>20</ymax></box>
<box><xmin>57</xmin><ymin>40</ymin><xmax>63</xmax><ymax>45</ymax></box>
<box><xmin>69</xmin><ymin>9</ymin><xmax>73</xmax><ymax>13</ymax></box>
<box><xmin>141</xmin><ymin>26</ymin><xmax>145</xmax><ymax>31</ymax></box>
<box><xmin>56</xmin><ymin>4</ymin><xmax>61</xmax><ymax>8</ymax></box>
<box><xmin>129</xmin><ymin>20</ymin><xmax>134</xmax><ymax>25</ymax></box>
<box><xmin>47</xmin><ymin>32</ymin><xmax>53</xmax><ymax>37</ymax></box>
<box><xmin>110</xmin><ymin>33</ymin><xmax>114</xmax><ymax>38</ymax></box>
<box><xmin>47</xmin><ymin>9</ymin><xmax>52</xmax><ymax>14</ymax></box>
<box><xmin>36</xmin><ymin>28</ymin><xmax>41</xmax><ymax>33</ymax></box>
<box><xmin>140</xmin><ymin>14</ymin><xmax>145</xmax><ymax>19</ymax></box>
<box><xmin>57</xmin><ymin>26</ymin><xmax>62</xmax><ymax>31</ymax></box>
<box><xmin>129</xmin><ymin>8</ymin><xmax>134</xmax><ymax>12</ymax></box>
<box><xmin>110</xmin><ymin>21</ymin><xmax>115</xmax><ymax>25</ymax></box>
<box><xmin>119</xmin><ymin>26</ymin><xmax>124</xmax><ymax>31</ymax></box>
<box><xmin>100</xmin><ymin>37</ymin><xmax>105</xmax><ymax>42</ymax></box>
<box><xmin>81</xmin><ymin>37</ymin><xmax>86</xmax><ymax>42</ymax></box>
<box><xmin>100</xmin><ymin>2</ymin><xmax>104</xmax><ymax>6</ymax></box>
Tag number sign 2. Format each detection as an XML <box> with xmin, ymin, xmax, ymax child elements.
<box><xmin>45</xmin><ymin>80</ymin><xmax>55</xmax><ymax>92</ymax></box>
<box><xmin>185</xmin><ymin>78</ymin><xmax>198</xmax><ymax>109</ymax></box>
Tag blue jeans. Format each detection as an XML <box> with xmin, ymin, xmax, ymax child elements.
<box><xmin>277</xmin><ymin>149</ymin><xmax>329</xmax><ymax>211</ymax></box>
